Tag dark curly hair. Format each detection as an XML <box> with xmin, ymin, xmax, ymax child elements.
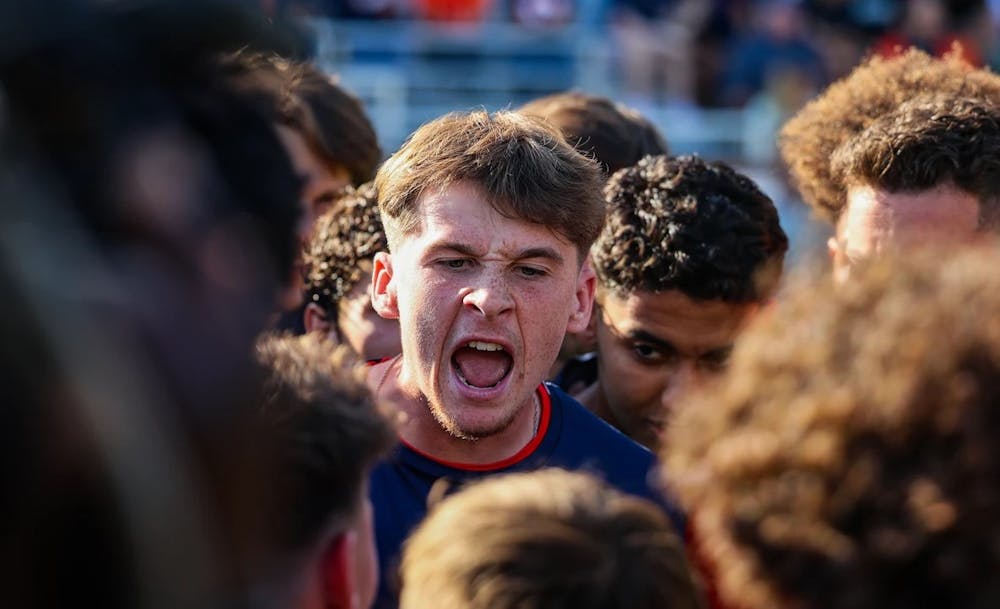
<box><xmin>832</xmin><ymin>95</ymin><xmax>1000</xmax><ymax>229</ymax></box>
<box><xmin>592</xmin><ymin>155</ymin><xmax>788</xmax><ymax>303</ymax></box>
<box><xmin>779</xmin><ymin>48</ymin><xmax>1000</xmax><ymax>223</ymax></box>
<box><xmin>664</xmin><ymin>249</ymin><xmax>1000</xmax><ymax>609</ymax></box>
<box><xmin>302</xmin><ymin>182</ymin><xmax>386</xmax><ymax>313</ymax></box>
<box><xmin>519</xmin><ymin>91</ymin><xmax>669</xmax><ymax>176</ymax></box>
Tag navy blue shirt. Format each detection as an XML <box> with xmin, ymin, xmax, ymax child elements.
<box><xmin>369</xmin><ymin>382</ymin><xmax>684</xmax><ymax>609</ymax></box>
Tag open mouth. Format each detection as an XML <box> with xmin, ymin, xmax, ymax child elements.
<box><xmin>452</xmin><ymin>340</ymin><xmax>513</xmax><ymax>389</ymax></box>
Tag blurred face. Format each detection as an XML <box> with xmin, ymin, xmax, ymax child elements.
<box><xmin>336</xmin><ymin>264</ymin><xmax>401</xmax><ymax>361</ymax></box>
<box><xmin>593</xmin><ymin>289</ymin><xmax>756</xmax><ymax>450</ymax></box>
<box><xmin>275</xmin><ymin>125</ymin><xmax>351</xmax><ymax>237</ymax></box>
<box><xmin>831</xmin><ymin>183</ymin><xmax>981</xmax><ymax>283</ymax></box>
<box><xmin>374</xmin><ymin>182</ymin><xmax>593</xmax><ymax>439</ymax></box>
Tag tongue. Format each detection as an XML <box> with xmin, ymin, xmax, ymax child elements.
<box><xmin>453</xmin><ymin>348</ymin><xmax>512</xmax><ymax>388</ymax></box>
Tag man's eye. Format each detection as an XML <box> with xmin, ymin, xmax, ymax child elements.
<box><xmin>442</xmin><ymin>259</ymin><xmax>470</xmax><ymax>270</ymax></box>
<box><xmin>517</xmin><ymin>266</ymin><xmax>545</xmax><ymax>278</ymax></box>
<box><xmin>632</xmin><ymin>343</ymin><xmax>661</xmax><ymax>361</ymax></box>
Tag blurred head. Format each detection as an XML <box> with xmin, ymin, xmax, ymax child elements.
<box><xmin>779</xmin><ymin>48</ymin><xmax>1000</xmax><ymax>224</ymax></box>
<box><xmin>400</xmin><ymin>469</ymin><xmax>704</xmax><ymax>609</ymax></box>
<box><xmin>255</xmin><ymin>333</ymin><xmax>393</xmax><ymax>609</ymax></box>
<box><xmin>375</xmin><ymin>110</ymin><xmax>604</xmax><ymax>262</ymax></box>
<box><xmin>589</xmin><ymin>155</ymin><xmax>787</xmax><ymax>450</ymax></box>
<box><xmin>222</xmin><ymin>51</ymin><xmax>380</xmax><ymax>234</ymax></box>
<box><xmin>518</xmin><ymin>91</ymin><xmax>668</xmax><ymax>177</ymax></box>
<box><xmin>665</xmin><ymin>248</ymin><xmax>1000</xmax><ymax>609</ymax></box>
<box><xmin>0</xmin><ymin>2</ymin><xmax>309</xmax><ymax>608</ymax></box>
<box><xmin>302</xmin><ymin>183</ymin><xmax>400</xmax><ymax>361</ymax></box>
<box><xmin>828</xmin><ymin>95</ymin><xmax>1000</xmax><ymax>282</ymax></box>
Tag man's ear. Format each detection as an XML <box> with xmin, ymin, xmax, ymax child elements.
<box><xmin>567</xmin><ymin>258</ymin><xmax>597</xmax><ymax>334</ymax></box>
<box><xmin>371</xmin><ymin>251</ymin><xmax>399</xmax><ymax>320</ymax></box>
<box><xmin>304</xmin><ymin>303</ymin><xmax>336</xmax><ymax>338</ymax></box>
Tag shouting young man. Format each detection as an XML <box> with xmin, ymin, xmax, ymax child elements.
<box><xmin>366</xmin><ymin>111</ymin><xmax>682</xmax><ymax>609</ymax></box>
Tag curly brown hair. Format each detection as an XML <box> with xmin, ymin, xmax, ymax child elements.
<box><xmin>664</xmin><ymin>249</ymin><xmax>1000</xmax><ymax>609</ymax></box>
<box><xmin>519</xmin><ymin>91</ymin><xmax>669</xmax><ymax>176</ymax></box>
<box><xmin>301</xmin><ymin>182</ymin><xmax>386</xmax><ymax>314</ymax></box>
<box><xmin>831</xmin><ymin>95</ymin><xmax>1000</xmax><ymax>229</ymax></box>
<box><xmin>400</xmin><ymin>469</ymin><xmax>704</xmax><ymax>609</ymax></box>
<box><xmin>592</xmin><ymin>155</ymin><xmax>787</xmax><ymax>303</ymax></box>
<box><xmin>779</xmin><ymin>48</ymin><xmax>1000</xmax><ymax>223</ymax></box>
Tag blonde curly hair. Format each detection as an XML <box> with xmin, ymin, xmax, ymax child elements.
<box><xmin>779</xmin><ymin>48</ymin><xmax>1000</xmax><ymax>223</ymax></box>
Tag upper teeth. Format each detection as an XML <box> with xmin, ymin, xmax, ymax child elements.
<box><xmin>468</xmin><ymin>341</ymin><xmax>504</xmax><ymax>352</ymax></box>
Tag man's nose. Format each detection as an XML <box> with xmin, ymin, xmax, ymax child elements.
<box><xmin>660</xmin><ymin>361</ymin><xmax>700</xmax><ymax>413</ymax></box>
<box><xmin>461</xmin><ymin>270</ymin><xmax>514</xmax><ymax>318</ymax></box>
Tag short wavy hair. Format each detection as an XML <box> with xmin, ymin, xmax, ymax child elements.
<box><xmin>302</xmin><ymin>182</ymin><xmax>386</xmax><ymax>314</ymax></box>
<box><xmin>400</xmin><ymin>469</ymin><xmax>704</xmax><ymax>609</ymax></box>
<box><xmin>593</xmin><ymin>155</ymin><xmax>787</xmax><ymax>303</ymax></box>
<box><xmin>664</xmin><ymin>249</ymin><xmax>1000</xmax><ymax>609</ymax></box>
<box><xmin>519</xmin><ymin>91</ymin><xmax>669</xmax><ymax>176</ymax></box>
<box><xmin>376</xmin><ymin>110</ymin><xmax>604</xmax><ymax>261</ymax></box>
<box><xmin>832</xmin><ymin>95</ymin><xmax>1000</xmax><ymax>229</ymax></box>
<box><xmin>779</xmin><ymin>48</ymin><xmax>1000</xmax><ymax>223</ymax></box>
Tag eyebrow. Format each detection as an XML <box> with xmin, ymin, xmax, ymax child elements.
<box><xmin>627</xmin><ymin>329</ymin><xmax>679</xmax><ymax>355</ymax></box>
<box><xmin>430</xmin><ymin>242</ymin><xmax>565</xmax><ymax>264</ymax></box>
<box><xmin>624</xmin><ymin>327</ymin><xmax>733</xmax><ymax>360</ymax></box>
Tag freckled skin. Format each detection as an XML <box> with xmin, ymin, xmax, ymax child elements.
<box><xmin>371</xmin><ymin>182</ymin><xmax>595</xmax><ymax>464</ymax></box>
<box><xmin>578</xmin><ymin>289</ymin><xmax>755</xmax><ymax>451</ymax></box>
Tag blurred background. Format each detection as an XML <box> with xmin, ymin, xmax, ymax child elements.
<box><xmin>268</xmin><ymin>0</ymin><xmax>999</xmax><ymax>260</ymax></box>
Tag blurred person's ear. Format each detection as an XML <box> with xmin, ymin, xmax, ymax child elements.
<box><xmin>371</xmin><ymin>252</ymin><xmax>399</xmax><ymax>320</ymax></box>
<box><xmin>320</xmin><ymin>533</ymin><xmax>354</xmax><ymax>609</ymax></box>
<box><xmin>304</xmin><ymin>303</ymin><xmax>336</xmax><ymax>338</ymax></box>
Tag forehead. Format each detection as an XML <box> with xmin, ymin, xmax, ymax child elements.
<box><xmin>600</xmin><ymin>289</ymin><xmax>756</xmax><ymax>351</ymax></box>
<box><xmin>405</xmin><ymin>182</ymin><xmax>576</xmax><ymax>256</ymax></box>
<box><xmin>840</xmin><ymin>183</ymin><xmax>981</xmax><ymax>251</ymax></box>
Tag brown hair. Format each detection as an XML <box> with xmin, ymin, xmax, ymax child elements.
<box><xmin>375</xmin><ymin>110</ymin><xmax>604</xmax><ymax>261</ymax></box>
<box><xmin>779</xmin><ymin>48</ymin><xmax>1000</xmax><ymax>223</ymax></box>
<box><xmin>831</xmin><ymin>95</ymin><xmax>1000</xmax><ymax>230</ymax></box>
<box><xmin>519</xmin><ymin>91</ymin><xmax>669</xmax><ymax>176</ymax></box>
<box><xmin>221</xmin><ymin>51</ymin><xmax>380</xmax><ymax>186</ymax></box>
<box><xmin>255</xmin><ymin>333</ymin><xmax>393</xmax><ymax>550</ymax></box>
<box><xmin>594</xmin><ymin>155</ymin><xmax>787</xmax><ymax>303</ymax></box>
<box><xmin>664</xmin><ymin>249</ymin><xmax>1000</xmax><ymax>609</ymax></box>
<box><xmin>302</xmin><ymin>182</ymin><xmax>387</xmax><ymax>314</ymax></box>
<box><xmin>400</xmin><ymin>468</ymin><xmax>704</xmax><ymax>609</ymax></box>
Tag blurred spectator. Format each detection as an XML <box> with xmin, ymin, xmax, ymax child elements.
<box><xmin>665</xmin><ymin>248</ymin><xmax>1000</xmax><ymax>609</ymax></box>
<box><xmin>873</xmin><ymin>0</ymin><xmax>983</xmax><ymax>64</ymax></box>
<box><xmin>301</xmin><ymin>183</ymin><xmax>401</xmax><ymax>361</ymax></box>
<box><xmin>612</xmin><ymin>0</ymin><xmax>714</xmax><ymax>105</ymax></box>
<box><xmin>720</xmin><ymin>0</ymin><xmax>826</xmax><ymax>106</ymax></box>
<box><xmin>400</xmin><ymin>469</ymin><xmax>704</xmax><ymax>609</ymax></box>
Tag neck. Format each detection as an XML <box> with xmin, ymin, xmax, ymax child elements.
<box><xmin>578</xmin><ymin>379</ymin><xmax>619</xmax><ymax>429</ymax></box>
<box><xmin>368</xmin><ymin>358</ymin><xmax>541</xmax><ymax>466</ymax></box>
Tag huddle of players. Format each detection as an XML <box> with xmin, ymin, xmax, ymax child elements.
<box><xmin>255</xmin><ymin>49</ymin><xmax>1000</xmax><ymax>609</ymax></box>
